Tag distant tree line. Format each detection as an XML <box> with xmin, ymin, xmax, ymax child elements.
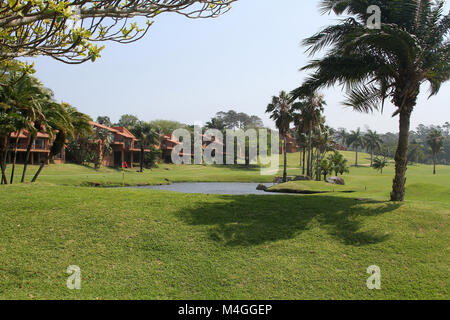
<box><xmin>333</xmin><ymin>123</ymin><xmax>450</xmax><ymax>167</ymax></box>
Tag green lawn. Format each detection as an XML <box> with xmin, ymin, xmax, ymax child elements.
<box><xmin>0</xmin><ymin>154</ymin><xmax>449</xmax><ymax>299</ymax></box>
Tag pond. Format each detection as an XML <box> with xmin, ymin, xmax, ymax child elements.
<box><xmin>133</xmin><ymin>182</ymin><xmax>280</xmax><ymax>195</ymax></box>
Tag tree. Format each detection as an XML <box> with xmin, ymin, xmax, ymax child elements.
<box><xmin>373</xmin><ymin>157</ymin><xmax>388</xmax><ymax>174</ymax></box>
<box><xmin>327</xmin><ymin>152</ymin><xmax>349</xmax><ymax>176</ymax></box>
<box><xmin>1</xmin><ymin>1</ymin><xmax>235</xmax><ymax>64</ymax></box>
<box><xmin>96</xmin><ymin>116</ymin><xmax>112</xmax><ymax>127</ymax></box>
<box><xmin>266</xmin><ymin>91</ymin><xmax>293</xmax><ymax>182</ymax></box>
<box><xmin>313</xmin><ymin>126</ymin><xmax>336</xmax><ymax>180</ymax></box>
<box><xmin>293</xmin><ymin>93</ymin><xmax>326</xmax><ymax>177</ymax></box>
<box><xmin>130</xmin><ymin>121</ymin><xmax>159</xmax><ymax>172</ymax></box>
<box><xmin>149</xmin><ymin>120</ymin><xmax>187</xmax><ymax>135</ymax></box>
<box><xmin>205</xmin><ymin>117</ymin><xmax>226</xmax><ymax>131</ymax></box>
<box><xmin>0</xmin><ymin>72</ymin><xmax>52</xmax><ymax>183</ymax></box>
<box><xmin>334</xmin><ymin>128</ymin><xmax>348</xmax><ymax>147</ymax></box>
<box><xmin>426</xmin><ymin>129</ymin><xmax>445</xmax><ymax>174</ymax></box>
<box><xmin>292</xmin><ymin>116</ymin><xmax>307</xmax><ymax>174</ymax></box>
<box><xmin>320</xmin><ymin>159</ymin><xmax>332</xmax><ymax>180</ymax></box>
<box><xmin>31</xmin><ymin>103</ymin><xmax>92</xmax><ymax>182</ymax></box>
<box><xmin>214</xmin><ymin>110</ymin><xmax>263</xmax><ymax>129</ymax></box>
<box><xmin>346</xmin><ymin>128</ymin><xmax>365</xmax><ymax>167</ymax></box>
<box><xmin>364</xmin><ymin>130</ymin><xmax>383</xmax><ymax>167</ymax></box>
<box><xmin>292</xmin><ymin>0</ymin><xmax>450</xmax><ymax>201</ymax></box>
<box><xmin>117</xmin><ymin>114</ymin><xmax>139</xmax><ymax>129</ymax></box>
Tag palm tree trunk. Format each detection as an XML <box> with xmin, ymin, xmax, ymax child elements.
<box><xmin>355</xmin><ymin>148</ymin><xmax>358</xmax><ymax>167</ymax></box>
<box><xmin>21</xmin><ymin>134</ymin><xmax>35</xmax><ymax>183</ymax></box>
<box><xmin>390</xmin><ymin>107</ymin><xmax>412</xmax><ymax>201</ymax></box>
<box><xmin>370</xmin><ymin>149</ymin><xmax>374</xmax><ymax>167</ymax></box>
<box><xmin>0</xmin><ymin>160</ymin><xmax>6</xmax><ymax>184</ymax></box>
<box><xmin>433</xmin><ymin>154</ymin><xmax>436</xmax><ymax>175</ymax></box>
<box><xmin>0</xmin><ymin>147</ymin><xmax>7</xmax><ymax>185</ymax></box>
<box><xmin>299</xmin><ymin>149</ymin><xmax>302</xmax><ymax>170</ymax></box>
<box><xmin>316</xmin><ymin>150</ymin><xmax>320</xmax><ymax>181</ymax></box>
<box><xmin>10</xmin><ymin>133</ymin><xmax>19</xmax><ymax>184</ymax></box>
<box><xmin>140</xmin><ymin>147</ymin><xmax>144</xmax><ymax>173</ymax></box>
<box><xmin>1</xmin><ymin>135</ymin><xmax>10</xmax><ymax>184</ymax></box>
<box><xmin>31</xmin><ymin>154</ymin><xmax>48</xmax><ymax>183</ymax></box>
<box><xmin>302</xmin><ymin>147</ymin><xmax>306</xmax><ymax>175</ymax></box>
<box><xmin>307</xmin><ymin>130</ymin><xmax>312</xmax><ymax>177</ymax></box>
<box><xmin>283</xmin><ymin>136</ymin><xmax>287</xmax><ymax>182</ymax></box>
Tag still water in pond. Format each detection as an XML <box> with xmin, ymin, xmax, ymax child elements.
<box><xmin>134</xmin><ymin>183</ymin><xmax>278</xmax><ymax>195</ymax></box>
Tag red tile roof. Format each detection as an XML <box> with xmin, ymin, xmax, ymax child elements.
<box><xmin>10</xmin><ymin>130</ymin><xmax>50</xmax><ymax>139</ymax></box>
<box><xmin>89</xmin><ymin>122</ymin><xmax>137</xmax><ymax>140</ymax></box>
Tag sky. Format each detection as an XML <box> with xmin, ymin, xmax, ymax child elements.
<box><xmin>30</xmin><ymin>0</ymin><xmax>450</xmax><ymax>133</ymax></box>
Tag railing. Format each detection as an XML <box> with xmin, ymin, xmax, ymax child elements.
<box><xmin>8</xmin><ymin>143</ymin><xmax>47</xmax><ymax>150</ymax></box>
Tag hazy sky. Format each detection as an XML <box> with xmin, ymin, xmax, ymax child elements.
<box><xmin>30</xmin><ymin>0</ymin><xmax>449</xmax><ymax>133</ymax></box>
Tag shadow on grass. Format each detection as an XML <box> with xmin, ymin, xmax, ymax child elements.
<box><xmin>175</xmin><ymin>195</ymin><xmax>400</xmax><ymax>247</ymax></box>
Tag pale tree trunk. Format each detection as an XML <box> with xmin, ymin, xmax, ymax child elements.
<box><xmin>307</xmin><ymin>130</ymin><xmax>313</xmax><ymax>177</ymax></box>
<box><xmin>355</xmin><ymin>148</ymin><xmax>358</xmax><ymax>167</ymax></box>
<box><xmin>370</xmin><ymin>149</ymin><xmax>374</xmax><ymax>167</ymax></box>
<box><xmin>316</xmin><ymin>150</ymin><xmax>320</xmax><ymax>181</ymax></box>
<box><xmin>390</xmin><ymin>107</ymin><xmax>413</xmax><ymax>201</ymax></box>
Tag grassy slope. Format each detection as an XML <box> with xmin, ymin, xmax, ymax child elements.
<box><xmin>0</xmin><ymin>153</ymin><xmax>449</xmax><ymax>299</ymax></box>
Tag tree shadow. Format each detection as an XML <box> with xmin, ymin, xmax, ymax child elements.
<box><xmin>175</xmin><ymin>195</ymin><xmax>400</xmax><ymax>247</ymax></box>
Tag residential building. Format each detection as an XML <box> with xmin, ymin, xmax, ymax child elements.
<box><xmin>89</xmin><ymin>121</ymin><xmax>149</xmax><ymax>168</ymax></box>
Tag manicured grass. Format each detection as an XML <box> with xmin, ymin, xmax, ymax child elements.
<box><xmin>0</xmin><ymin>155</ymin><xmax>449</xmax><ymax>299</ymax></box>
<box><xmin>268</xmin><ymin>180</ymin><xmax>355</xmax><ymax>194</ymax></box>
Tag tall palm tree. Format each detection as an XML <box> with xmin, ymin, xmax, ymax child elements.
<box><xmin>347</xmin><ymin>128</ymin><xmax>365</xmax><ymax>167</ymax></box>
<box><xmin>313</xmin><ymin>126</ymin><xmax>336</xmax><ymax>180</ymax></box>
<box><xmin>0</xmin><ymin>72</ymin><xmax>47</xmax><ymax>183</ymax></box>
<box><xmin>20</xmin><ymin>86</ymin><xmax>53</xmax><ymax>183</ymax></box>
<box><xmin>266</xmin><ymin>91</ymin><xmax>293</xmax><ymax>182</ymax></box>
<box><xmin>31</xmin><ymin>103</ymin><xmax>92</xmax><ymax>182</ymax></box>
<box><xmin>292</xmin><ymin>117</ymin><xmax>307</xmax><ymax>174</ymax></box>
<box><xmin>292</xmin><ymin>0</ymin><xmax>450</xmax><ymax>201</ymax></box>
<box><xmin>131</xmin><ymin>121</ymin><xmax>159</xmax><ymax>173</ymax></box>
<box><xmin>364</xmin><ymin>130</ymin><xmax>383</xmax><ymax>167</ymax></box>
<box><xmin>293</xmin><ymin>93</ymin><xmax>326</xmax><ymax>177</ymax></box>
<box><xmin>335</xmin><ymin>128</ymin><xmax>348</xmax><ymax>148</ymax></box>
<box><xmin>426</xmin><ymin>129</ymin><xmax>445</xmax><ymax>175</ymax></box>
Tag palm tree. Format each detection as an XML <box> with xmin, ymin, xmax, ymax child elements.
<box><xmin>266</xmin><ymin>91</ymin><xmax>293</xmax><ymax>182</ymax></box>
<box><xmin>31</xmin><ymin>103</ymin><xmax>92</xmax><ymax>182</ymax></box>
<box><xmin>292</xmin><ymin>118</ymin><xmax>307</xmax><ymax>174</ymax></box>
<box><xmin>364</xmin><ymin>130</ymin><xmax>383</xmax><ymax>167</ymax></box>
<box><xmin>292</xmin><ymin>0</ymin><xmax>450</xmax><ymax>201</ymax></box>
<box><xmin>426</xmin><ymin>129</ymin><xmax>445</xmax><ymax>174</ymax></box>
<box><xmin>0</xmin><ymin>72</ymin><xmax>48</xmax><ymax>183</ymax></box>
<box><xmin>313</xmin><ymin>126</ymin><xmax>336</xmax><ymax>180</ymax></box>
<box><xmin>373</xmin><ymin>157</ymin><xmax>388</xmax><ymax>174</ymax></box>
<box><xmin>327</xmin><ymin>151</ymin><xmax>349</xmax><ymax>176</ymax></box>
<box><xmin>293</xmin><ymin>93</ymin><xmax>326</xmax><ymax>177</ymax></box>
<box><xmin>334</xmin><ymin>128</ymin><xmax>348</xmax><ymax>148</ymax></box>
<box><xmin>131</xmin><ymin>121</ymin><xmax>159</xmax><ymax>172</ymax></box>
<box><xmin>346</xmin><ymin>128</ymin><xmax>365</xmax><ymax>167</ymax></box>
